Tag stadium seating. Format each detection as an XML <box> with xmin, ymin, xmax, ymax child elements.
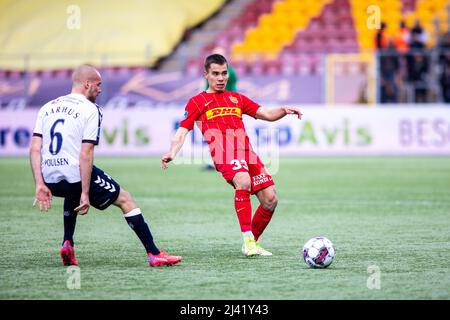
<box><xmin>231</xmin><ymin>0</ymin><xmax>334</xmax><ymax>60</ymax></box>
<box><xmin>350</xmin><ymin>0</ymin><xmax>449</xmax><ymax>50</ymax></box>
<box><xmin>1</xmin><ymin>0</ymin><xmax>450</xmax><ymax>81</ymax></box>
<box><xmin>193</xmin><ymin>0</ymin><xmax>449</xmax><ymax>76</ymax></box>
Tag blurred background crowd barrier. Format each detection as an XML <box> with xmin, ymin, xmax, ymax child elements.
<box><xmin>1</xmin><ymin>0</ymin><xmax>449</xmax><ymax>156</ymax></box>
<box><xmin>1</xmin><ymin>0</ymin><xmax>450</xmax><ymax>107</ymax></box>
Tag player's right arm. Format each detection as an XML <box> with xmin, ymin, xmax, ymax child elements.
<box><xmin>161</xmin><ymin>98</ymin><xmax>200</xmax><ymax>169</ymax></box>
<box><xmin>29</xmin><ymin>135</ymin><xmax>53</xmax><ymax>212</ymax></box>
<box><xmin>161</xmin><ymin>127</ymin><xmax>189</xmax><ymax>169</ymax></box>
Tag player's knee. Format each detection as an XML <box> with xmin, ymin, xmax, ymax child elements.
<box><xmin>237</xmin><ymin>182</ymin><xmax>251</xmax><ymax>191</ymax></box>
<box><xmin>115</xmin><ymin>189</ymin><xmax>135</xmax><ymax>208</ymax></box>
<box><xmin>233</xmin><ymin>173</ymin><xmax>251</xmax><ymax>191</ymax></box>
<box><xmin>262</xmin><ymin>193</ymin><xmax>278</xmax><ymax>212</ymax></box>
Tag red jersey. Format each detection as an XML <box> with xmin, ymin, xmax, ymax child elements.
<box><xmin>180</xmin><ymin>90</ymin><xmax>260</xmax><ymax>133</ymax></box>
<box><xmin>180</xmin><ymin>91</ymin><xmax>274</xmax><ymax>192</ymax></box>
<box><xmin>179</xmin><ymin>91</ymin><xmax>260</xmax><ymax>157</ymax></box>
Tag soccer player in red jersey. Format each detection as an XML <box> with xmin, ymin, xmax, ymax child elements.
<box><xmin>161</xmin><ymin>54</ymin><xmax>302</xmax><ymax>257</ymax></box>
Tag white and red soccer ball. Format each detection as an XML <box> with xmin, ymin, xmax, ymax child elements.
<box><xmin>302</xmin><ymin>236</ymin><xmax>335</xmax><ymax>268</ymax></box>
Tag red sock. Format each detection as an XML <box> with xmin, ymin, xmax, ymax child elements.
<box><xmin>252</xmin><ymin>205</ymin><xmax>274</xmax><ymax>241</ymax></box>
<box><xmin>234</xmin><ymin>189</ymin><xmax>252</xmax><ymax>232</ymax></box>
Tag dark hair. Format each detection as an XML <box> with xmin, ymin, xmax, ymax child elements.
<box><xmin>204</xmin><ymin>54</ymin><xmax>228</xmax><ymax>72</ymax></box>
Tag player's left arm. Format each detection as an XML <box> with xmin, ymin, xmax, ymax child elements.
<box><xmin>29</xmin><ymin>136</ymin><xmax>52</xmax><ymax>212</ymax></box>
<box><xmin>255</xmin><ymin>107</ymin><xmax>303</xmax><ymax>121</ymax></box>
<box><xmin>75</xmin><ymin>142</ymin><xmax>94</xmax><ymax>215</ymax></box>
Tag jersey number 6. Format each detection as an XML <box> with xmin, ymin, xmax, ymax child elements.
<box><xmin>49</xmin><ymin>119</ymin><xmax>65</xmax><ymax>155</ymax></box>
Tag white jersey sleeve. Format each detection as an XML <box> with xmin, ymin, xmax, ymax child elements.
<box><xmin>32</xmin><ymin>107</ymin><xmax>45</xmax><ymax>137</ymax></box>
<box><xmin>82</xmin><ymin>104</ymin><xmax>102</xmax><ymax>145</ymax></box>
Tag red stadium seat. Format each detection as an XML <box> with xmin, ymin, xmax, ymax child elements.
<box><xmin>333</xmin><ymin>0</ymin><xmax>351</xmax><ymax>10</ymax></box>
<box><xmin>264</xmin><ymin>60</ymin><xmax>281</xmax><ymax>75</ymax></box>
<box><xmin>130</xmin><ymin>67</ymin><xmax>147</xmax><ymax>74</ymax></box>
<box><xmin>186</xmin><ymin>59</ymin><xmax>203</xmax><ymax>77</ymax></box>
<box><xmin>40</xmin><ymin>70</ymin><xmax>54</xmax><ymax>79</ymax></box>
<box><xmin>232</xmin><ymin>60</ymin><xmax>249</xmax><ymax>76</ymax></box>
<box><xmin>249</xmin><ymin>62</ymin><xmax>265</xmax><ymax>76</ymax></box>
<box><xmin>55</xmin><ymin>69</ymin><xmax>70</xmax><ymax>79</ymax></box>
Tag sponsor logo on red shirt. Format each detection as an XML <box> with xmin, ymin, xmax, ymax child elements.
<box><xmin>205</xmin><ymin>107</ymin><xmax>242</xmax><ymax>120</ymax></box>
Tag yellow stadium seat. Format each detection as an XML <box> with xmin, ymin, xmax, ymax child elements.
<box><xmin>285</xmin><ymin>1</ymin><xmax>302</xmax><ymax>12</ymax></box>
<box><xmin>246</xmin><ymin>39</ymin><xmax>261</xmax><ymax>52</ymax></box>
<box><xmin>232</xmin><ymin>0</ymin><xmax>333</xmax><ymax>59</ymax></box>
<box><xmin>232</xmin><ymin>43</ymin><xmax>247</xmax><ymax>54</ymax></box>
<box><xmin>404</xmin><ymin>14</ymin><xmax>417</xmax><ymax>28</ymax></box>
<box><xmin>271</xmin><ymin>12</ymin><xmax>290</xmax><ymax>27</ymax></box>
<box><xmin>382</xmin><ymin>1</ymin><xmax>402</xmax><ymax>10</ymax></box>
<box><xmin>437</xmin><ymin>10</ymin><xmax>449</xmax><ymax>21</ymax></box>
<box><xmin>350</xmin><ymin>1</ymin><xmax>368</xmax><ymax>13</ymax></box>
<box><xmin>272</xmin><ymin>1</ymin><xmax>287</xmax><ymax>13</ymax></box>
<box><xmin>417</xmin><ymin>6</ymin><xmax>435</xmax><ymax>15</ymax></box>
<box><xmin>259</xmin><ymin>14</ymin><xmax>274</xmax><ymax>28</ymax></box>
<box><xmin>273</xmin><ymin>27</ymin><xmax>293</xmax><ymax>45</ymax></box>
<box><xmin>440</xmin><ymin>23</ymin><xmax>449</xmax><ymax>33</ymax></box>
<box><xmin>360</xmin><ymin>36</ymin><xmax>375</xmax><ymax>49</ymax></box>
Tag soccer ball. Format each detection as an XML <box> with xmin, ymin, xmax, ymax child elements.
<box><xmin>302</xmin><ymin>236</ymin><xmax>335</xmax><ymax>268</ymax></box>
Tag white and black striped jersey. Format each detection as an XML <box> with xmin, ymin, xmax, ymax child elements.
<box><xmin>33</xmin><ymin>93</ymin><xmax>102</xmax><ymax>183</ymax></box>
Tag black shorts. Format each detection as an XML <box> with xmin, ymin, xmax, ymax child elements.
<box><xmin>46</xmin><ymin>166</ymin><xmax>121</xmax><ymax>211</ymax></box>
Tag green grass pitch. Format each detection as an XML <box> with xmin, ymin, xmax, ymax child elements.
<box><xmin>0</xmin><ymin>156</ymin><xmax>449</xmax><ymax>300</ymax></box>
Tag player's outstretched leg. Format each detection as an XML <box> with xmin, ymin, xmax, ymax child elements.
<box><xmin>252</xmin><ymin>186</ymin><xmax>278</xmax><ymax>256</ymax></box>
<box><xmin>114</xmin><ymin>189</ymin><xmax>182</xmax><ymax>266</ymax></box>
<box><xmin>233</xmin><ymin>172</ymin><xmax>257</xmax><ymax>257</ymax></box>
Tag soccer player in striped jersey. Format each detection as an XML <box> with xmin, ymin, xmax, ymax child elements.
<box><xmin>30</xmin><ymin>64</ymin><xmax>181</xmax><ymax>267</ymax></box>
<box><xmin>161</xmin><ymin>54</ymin><xmax>302</xmax><ymax>257</ymax></box>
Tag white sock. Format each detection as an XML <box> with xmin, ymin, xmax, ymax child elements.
<box><xmin>123</xmin><ymin>208</ymin><xmax>142</xmax><ymax>218</ymax></box>
<box><xmin>242</xmin><ymin>231</ymin><xmax>254</xmax><ymax>239</ymax></box>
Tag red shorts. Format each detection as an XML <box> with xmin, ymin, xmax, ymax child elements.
<box><xmin>213</xmin><ymin>149</ymin><xmax>274</xmax><ymax>194</ymax></box>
